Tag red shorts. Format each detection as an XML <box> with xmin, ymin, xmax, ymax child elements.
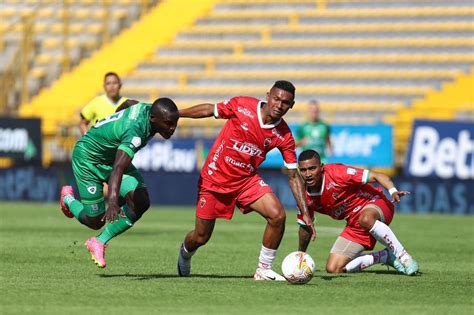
<box><xmin>297</xmin><ymin>195</ymin><xmax>395</xmax><ymax>250</ymax></box>
<box><xmin>196</xmin><ymin>175</ymin><xmax>273</xmax><ymax>220</ymax></box>
<box><xmin>341</xmin><ymin>196</ymin><xmax>395</xmax><ymax>250</ymax></box>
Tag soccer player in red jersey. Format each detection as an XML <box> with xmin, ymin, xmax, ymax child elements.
<box><xmin>297</xmin><ymin>149</ymin><xmax>419</xmax><ymax>275</ymax></box>
<box><xmin>177</xmin><ymin>81</ymin><xmax>315</xmax><ymax>281</ymax></box>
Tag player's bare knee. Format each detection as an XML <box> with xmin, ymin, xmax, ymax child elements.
<box><xmin>358</xmin><ymin>213</ymin><xmax>375</xmax><ymax>230</ymax></box>
<box><xmin>268</xmin><ymin>209</ymin><xmax>286</xmax><ymax>227</ymax></box>
<box><xmin>86</xmin><ymin>220</ymin><xmax>104</xmax><ymax>230</ymax></box>
<box><xmin>135</xmin><ymin>198</ymin><xmax>150</xmax><ymax>214</ymax></box>
<box><xmin>79</xmin><ymin>213</ymin><xmax>104</xmax><ymax>230</ymax></box>
<box><xmin>326</xmin><ymin>264</ymin><xmax>344</xmax><ymax>273</ymax></box>
<box><xmin>131</xmin><ymin>189</ymin><xmax>150</xmax><ymax>214</ymax></box>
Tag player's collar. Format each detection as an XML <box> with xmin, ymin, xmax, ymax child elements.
<box><xmin>104</xmin><ymin>94</ymin><xmax>123</xmax><ymax>106</ymax></box>
<box><xmin>257</xmin><ymin>101</ymin><xmax>282</xmax><ymax>129</ymax></box>
<box><xmin>319</xmin><ymin>175</ymin><xmax>325</xmax><ymax>194</ymax></box>
<box><xmin>306</xmin><ymin>188</ymin><xmax>321</xmax><ymax>197</ymax></box>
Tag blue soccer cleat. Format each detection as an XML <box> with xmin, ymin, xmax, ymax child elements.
<box><xmin>402</xmin><ymin>258</ymin><xmax>419</xmax><ymax>276</ymax></box>
<box><xmin>385</xmin><ymin>248</ymin><xmax>406</xmax><ymax>274</ymax></box>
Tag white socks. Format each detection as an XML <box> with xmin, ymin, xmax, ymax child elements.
<box><xmin>345</xmin><ymin>249</ymin><xmax>388</xmax><ymax>272</ymax></box>
<box><xmin>258</xmin><ymin>245</ymin><xmax>277</xmax><ymax>269</ymax></box>
<box><xmin>369</xmin><ymin>220</ymin><xmax>411</xmax><ymax>264</ymax></box>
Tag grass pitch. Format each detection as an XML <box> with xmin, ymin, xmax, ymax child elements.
<box><xmin>1</xmin><ymin>202</ymin><xmax>473</xmax><ymax>314</ymax></box>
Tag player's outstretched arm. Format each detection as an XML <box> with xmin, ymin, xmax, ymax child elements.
<box><xmin>103</xmin><ymin>150</ymin><xmax>132</xmax><ymax>223</ymax></box>
<box><xmin>369</xmin><ymin>171</ymin><xmax>410</xmax><ymax>203</ymax></box>
<box><xmin>179</xmin><ymin>103</ymin><xmax>214</xmax><ymax>119</ymax></box>
<box><xmin>288</xmin><ymin>169</ymin><xmax>316</xmax><ymax>240</ymax></box>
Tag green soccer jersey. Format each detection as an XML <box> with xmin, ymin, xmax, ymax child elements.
<box><xmin>295</xmin><ymin>120</ymin><xmax>330</xmax><ymax>159</ymax></box>
<box><xmin>74</xmin><ymin>102</ymin><xmax>153</xmax><ymax>165</ymax></box>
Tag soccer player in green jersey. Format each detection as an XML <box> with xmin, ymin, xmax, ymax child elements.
<box><xmin>59</xmin><ymin>98</ymin><xmax>179</xmax><ymax>268</ymax></box>
<box><xmin>295</xmin><ymin>100</ymin><xmax>332</xmax><ymax>162</ymax></box>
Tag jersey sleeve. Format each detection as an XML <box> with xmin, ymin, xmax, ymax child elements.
<box><xmin>278</xmin><ymin>131</ymin><xmax>297</xmax><ymax>169</ymax></box>
<box><xmin>80</xmin><ymin>98</ymin><xmax>98</xmax><ymax>122</ymax></box>
<box><xmin>331</xmin><ymin>164</ymin><xmax>370</xmax><ymax>186</ymax></box>
<box><xmin>214</xmin><ymin>97</ymin><xmax>239</xmax><ymax>119</ymax></box>
<box><xmin>117</xmin><ymin>125</ymin><xmax>144</xmax><ymax>159</ymax></box>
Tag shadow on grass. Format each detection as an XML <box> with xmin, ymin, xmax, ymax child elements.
<box><xmin>360</xmin><ymin>270</ymin><xmax>423</xmax><ymax>276</ymax></box>
<box><xmin>98</xmin><ymin>273</ymin><xmax>253</xmax><ymax>281</ymax></box>
<box><xmin>317</xmin><ymin>275</ymin><xmax>349</xmax><ymax>281</ymax></box>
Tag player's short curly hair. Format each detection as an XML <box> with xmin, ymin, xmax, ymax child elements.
<box><xmin>298</xmin><ymin>149</ymin><xmax>321</xmax><ymax>163</ymax></box>
<box><xmin>272</xmin><ymin>80</ymin><xmax>295</xmax><ymax>97</ymax></box>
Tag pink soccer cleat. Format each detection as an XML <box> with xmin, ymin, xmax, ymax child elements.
<box><xmin>85</xmin><ymin>237</ymin><xmax>107</xmax><ymax>268</ymax></box>
<box><xmin>59</xmin><ymin>185</ymin><xmax>74</xmax><ymax>218</ymax></box>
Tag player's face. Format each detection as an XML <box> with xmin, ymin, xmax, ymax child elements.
<box><xmin>151</xmin><ymin>112</ymin><xmax>179</xmax><ymax>139</ymax></box>
<box><xmin>104</xmin><ymin>75</ymin><xmax>121</xmax><ymax>99</ymax></box>
<box><xmin>298</xmin><ymin>158</ymin><xmax>323</xmax><ymax>187</ymax></box>
<box><xmin>266</xmin><ymin>87</ymin><xmax>295</xmax><ymax>120</ymax></box>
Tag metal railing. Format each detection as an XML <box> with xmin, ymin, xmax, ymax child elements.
<box><xmin>0</xmin><ymin>13</ymin><xmax>35</xmax><ymax>116</ymax></box>
<box><xmin>0</xmin><ymin>0</ymin><xmax>159</xmax><ymax>117</ymax></box>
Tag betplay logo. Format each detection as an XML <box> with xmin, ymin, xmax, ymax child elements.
<box><xmin>407</xmin><ymin>121</ymin><xmax>473</xmax><ymax>179</ymax></box>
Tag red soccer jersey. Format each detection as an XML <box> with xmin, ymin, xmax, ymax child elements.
<box><xmin>200</xmin><ymin>96</ymin><xmax>297</xmax><ymax>193</ymax></box>
<box><xmin>303</xmin><ymin>163</ymin><xmax>384</xmax><ymax>221</ymax></box>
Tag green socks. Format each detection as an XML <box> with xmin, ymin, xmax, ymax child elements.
<box><xmin>65</xmin><ymin>195</ymin><xmax>138</xmax><ymax>244</ymax></box>
<box><xmin>96</xmin><ymin>206</ymin><xmax>135</xmax><ymax>244</ymax></box>
<box><xmin>64</xmin><ymin>195</ymin><xmax>84</xmax><ymax>219</ymax></box>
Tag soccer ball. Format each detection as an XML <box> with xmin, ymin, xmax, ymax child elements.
<box><xmin>281</xmin><ymin>251</ymin><xmax>315</xmax><ymax>284</ymax></box>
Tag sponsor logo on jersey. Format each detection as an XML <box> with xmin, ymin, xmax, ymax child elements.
<box><xmin>264</xmin><ymin>138</ymin><xmax>272</xmax><ymax>147</ymax></box>
<box><xmin>272</xmin><ymin>128</ymin><xmax>284</xmax><ymax>140</ymax></box>
<box><xmin>325</xmin><ymin>181</ymin><xmax>339</xmax><ymax>190</ymax></box>
<box><xmin>332</xmin><ymin>201</ymin><xmax>348</xmax><ymax>218</ymax></box>
<box><xmin>199</xmin><ymin>196</ymin><xmax>206</xmax><ymax>208</ymax></box>
<box><xmin>352</xmin><ymin>206</ymin><xmax>361</xmax><ymax>213</ymax></box>
<box><xmin>346</xmin><ymin>168</ymin><xmax>357</xmax><ymax>175</ymax></box>
<box><xmin>207</xmin><ymin>141</ymin><xmax>224</xmax><ymax>174</ymax></box>
<box><xmin>368</xmin><ymin>195</ymin><xmax>381</xmax><ymax>202</ymax></box>
<box><xmin>229</xmin><ymin>139</ymin><xmax>263</xmax><ymax>157</ymax></box>
<box><xmin>87</xmin><ymin>185</ymin><xmax>97</xmax><ymax>194</ymax></box>
<box><xmin>240</xmin><ymin>122</ymin><xmax>249</xmax><ymax>131</ymax></box>
<box><xmin>259</xmin><ymin>180</ymin><xmax>268</xmax><ymax>187</ymax></box>
<box><xmin>237</xmin><ymin>106</ymin><xmax>254</xmax><ymax>118</ymax></box>
<box><xmin>208</xmin><ymin>161</ymin><xmax>217</xmax><ymax>171</ymax></box>
<box><xmin>131</xmin><ymin>136</ymin><xmax>142</xmax><ymax>148</ymax></box>
<box><xmin>357</xmin><ymin>190</ymin><xmax>377</xmax><ymax>199</ymax></box>
<box><xmin>224</xmin><ymin>156</ymin><xmax>255</xmax><ymax>173</ymax></box>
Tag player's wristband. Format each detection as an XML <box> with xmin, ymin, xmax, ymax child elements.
<box><xmin>388</xmin><ymin>187</ymin><xmax>398</xmax><ymax>195</ymax></box>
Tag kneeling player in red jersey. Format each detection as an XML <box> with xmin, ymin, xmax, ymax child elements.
<box><xmin>297</xmin><ymin>149</ymin><xmax>419</xmax><ymax>275</ymax></box>
<box><xmin>177</xmin><ymin>81</ymin><xmax>315</xmax><ymax>281</ymax></box>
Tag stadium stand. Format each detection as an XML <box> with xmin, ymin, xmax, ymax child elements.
<box><xmin>10</xmin><ymin>0</ymin><xmax>474</xmax><ymax>168</ymax></box>
<box><xmin>0</xmin><ymin>0</ymin><xmax>157</xmax><ymax>114</ymax></box>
